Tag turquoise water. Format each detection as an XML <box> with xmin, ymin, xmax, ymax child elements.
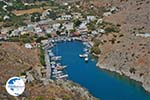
<box><xmin>51</xmin><ymin>41</ymin><xmax>150</xmax><ymax>100</ymax></box>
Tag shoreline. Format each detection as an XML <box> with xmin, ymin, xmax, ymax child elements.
<box><xmin>44</xmin><ymin>36</ymin><xmax>150</xmax><ymax>94</ymax></box>
<box><xmin>88</xmin><ymin>37</ymin><xmax>150</xmax><ymax>93</ymax></box>
<box><xmin>96</xmin><ymin>60</ymin><xmax>150</xmax><ymax>93</ymax></box>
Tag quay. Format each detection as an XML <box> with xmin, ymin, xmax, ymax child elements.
<box><xmin>43</xmin><ymin>35</ymin><xmax>92</xmax><ymax>80</ymax></box>
<box><xmin>44</xmin><ymin>48</ymin><xmax>51</xmax><ymax>79</ymax></box>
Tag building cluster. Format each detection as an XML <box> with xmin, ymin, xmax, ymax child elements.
<box><xmin>0</xmin><ymin>12</ymin><xmax>106</xmax><ymax>41</ymax></box>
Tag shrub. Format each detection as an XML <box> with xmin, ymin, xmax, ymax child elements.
<box><xmin>91</xmin><ymin>46</ymin><xmax>101</xmax><ymax>54</ymax></box>
<box><xmin>36</xmin><ymin>96</ymin><xmax>43</xmax><ymax>100</ymax></box>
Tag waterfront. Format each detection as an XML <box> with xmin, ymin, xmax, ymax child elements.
<box><xmin>51</xmin><ymin>40</ymin><xmax>150</xmax><ymax>100</ymax></box>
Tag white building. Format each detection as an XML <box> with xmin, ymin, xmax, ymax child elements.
<box><xmin>3</xmin><ymin>15</ymin><xmax>10</xmax><ymax>20</ymax></box>
<box><xmin>10</xmin><ymin>30</ymin><xmax>20</xmax><ymax>37</ymax></box>
<box><xmin>79</xmin><ymin>21</ymin><xmax>88</xmax><ymax>29</ymax></box>
<box><xmin>63</xmin><ymin>22</ymin><xmax>74</xmax><ymax>30</ymax></box>
<box><xmin>25</xmin><ymin>43</ymin><xmax>32</xmax><ymax>49</ymax></box>
<box><xmin>87</xmin><ymin>16</ymin><xmax>96</xmax><ymax>22</ymax></box>
<box><xmin>34</xmin><ymin>27</ymin><xmax>42</xmax><ymax>33</ymax></box>
<box><xmin>52</xmin><ymin>23</ymin><xmax>61</xmax><ymax>31</ymax></box>
<box><xmin>98</xmin><ymin>29</ymin><xmax>105</xmax><ymax>33</ymax></box>
<box><xmin>96</xmin><ymin>19</ymin><xmax>103</xmax><ymax>25</ymax></box>
<box><xmin>46</xmin><ymin>28</ymin><xmax>53</xmax><ymax>34</ymax></box>
<box><xmin>136</xmin><ymin>33</ymin><xmax>150</xmax><ymax>37</ymax></box>
<box><xmin>57</xmin><ymin>15</ymin><xmax>72</xmax><ymax>20</ymax></box>
<box><xmin>103</xmin><ymin>12</ymin><xmax>112</xmax><ymax>17</ymax></box>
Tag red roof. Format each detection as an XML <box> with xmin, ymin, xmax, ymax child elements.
<box><xmin>73</xmin><ymin>32</ymin><xmax>80</xmax><ymax>36</ymax></box>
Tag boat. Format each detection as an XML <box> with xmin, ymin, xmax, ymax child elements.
<box><xmin>56</xmin><ymin>74</ymin><xmax>68</xmax><ymax>79</ymax></box>
<box><xmin>79</xmin><ymin>54</ymin><xmax>88</xmax><ymax>58</ymax></box>
<box><xmin>52</xmin><ymin>71</ymin><xmax>62</xmax><ymax>74</ymax></box>
<box><xmin>51</xmin><ymin>64</ymin><xmax>56</xmax><ymax>68</ymax></box>
<box><xmin>56</xmin><ymin>65</ymin><xmax>67</xmax><ymax>70</ymax></box>
<box><xmin>50</xmin><ymin>61</ymin><xmax>56</xmax><ymax>65</ymax></box>
<box><xmin>51</xmin><ymin>56</ymin><xmax>62</xmax><ymax>61</ymax></box>
<box><xmin>85</xmin><ymin>57</ymin><xmax>88</xmax><ymax>62</ymax></box>
<box><xmin>49</xmin><ymin>52</ymin><xmax>54</xmax><ymax>57</ymax></box>
<box><xmin>83</xmin><ymin>48</ymin><xmax>88</xmax><ymax>52</ymax></box>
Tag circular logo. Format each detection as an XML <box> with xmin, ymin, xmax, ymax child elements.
<box><xmin>6</xmin><ymin>77</ymin><xmax>25</xmax><ymax>96</ymax></box>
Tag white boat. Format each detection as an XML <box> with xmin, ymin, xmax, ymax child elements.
<box><xmin>51</xmin><ymin>56</ymin><xmax>62</xmax><ymax>61</ymax></box>
<box><xmin>83</xmin><ymin>48</ymin><xmax>88</xmax><ymax>52</ymax></box>
<box><xmin>56</xmin><ymin>74</ymin><xmax>68</xmax><ymax>79</ymax></box>
<box><xmin>52</xmin><ymin>71</ymin><xmax>62</xmax><ymax>74</ymax></box>
<box><xmin>56</xmin><ymin>65</ymin><xmax>67</xmax><ymax>70</ymax></box>
<box><xmin>49</xmin><ymin>52</ymin><xmax>54</xmax><ymax>56</ymax></box>
<box><xmin>85</xmin><ymin>57</ymin><xmax>88</xmax><ymax>62</ymax></box>
<box><xmin>50</xmin><ymin>61</ymin><xmax>56</xmax><ymax>65</ymax></box>
<box><xmin>79</xmin><ymin>54</ymin><xmax>88</xmax><ymax>58</ymax></box>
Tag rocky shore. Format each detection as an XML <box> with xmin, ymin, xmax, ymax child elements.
<box><xmin>96</xmin><ymin>57</ymin><xmax>150</xmax><ymax>93</ymax></box>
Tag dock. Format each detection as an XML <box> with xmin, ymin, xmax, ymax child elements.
<box><xmin>44</xmin><ymin>47</ymin><xmax>51</xmax><ymax>79</ymax></box>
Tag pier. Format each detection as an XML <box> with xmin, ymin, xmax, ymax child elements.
<box><xmin>44</xmin><ymin>49</ymin><xmax>51</xmax><ymax>79</ymax></box>
<box><xmin>43</xmin><ymin>35</ymin><xmax>92</xmax><ymax>80</ymax></box>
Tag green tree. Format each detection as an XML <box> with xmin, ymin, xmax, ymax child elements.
<box><xmin>74</xmin><ymin>19</ymin><xmax>81</xmax><ymax>27</ymax></box>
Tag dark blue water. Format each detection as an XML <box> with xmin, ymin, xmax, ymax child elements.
<box><xmin>52</xmin><ymin>41</ymin><xmax>150</xmax><ymax>100</ymax></box>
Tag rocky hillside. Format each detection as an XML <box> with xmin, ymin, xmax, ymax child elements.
<box><xmin>0</xmin><ymin>42</ymin><xmax>97</xmax><ymax>100</ymax></box>
<box><xmin>90</xmin><ymin>0</ymin><xmax>150</xmax><ymax>92</ymax></box>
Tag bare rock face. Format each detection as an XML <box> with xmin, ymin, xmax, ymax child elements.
<box><xmin>89</xmin><ymin>0</ymin><xmax>150</xmax><ymax>92</ymax></box>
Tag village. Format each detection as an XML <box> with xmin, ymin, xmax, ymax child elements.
<box><xmin>0</xmin><ymin>0</ymin><xmax>123</xmax><ymax>85</ymax></box>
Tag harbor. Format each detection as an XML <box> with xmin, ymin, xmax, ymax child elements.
<box><xmin>51</xmin><ymin>40</ymin><xmax>150</xmax><ymax>100</ymax></box>
<box><xmin>43</xmin><ymin>36</ymin><xmax>150</xmax><ymax>100</ymax></box>
<box><xmin>44</xmin><ymin>36</ymin><xmax>92</xmax><ymax>80</ymax></box>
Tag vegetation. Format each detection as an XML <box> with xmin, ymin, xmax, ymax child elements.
<box><xmin>105</xmin><ymin>24</ymin><xmax>120</xmax><ymax>33</ymax></box>
<box><xmin>8</xmin><ymin>34</ymin><xmax>34</xmax><ymax>43</ymax></box>
<box><xmin>20</xmin><ymin>72</ymin><xmax>26</xmax><ymax>76</ymax></box>
<box><xmin>49</xmin><ymin>97</ymin><xmax>55</xmax><ymax>100</ymax></box>
<box><xmin>47</xmin><ymin>10</ymin><xmax>57</xmax><ymax>20</ymax></box>
<box><xmin>36</xmin><ymin>36</ymin><xmax>48</xmax><ymax>43</ymax></box>
<box><xmin>93</xmin><ymin>39</ymin><xmax>101</xmax><ymax>47</ymax></box>
<box><xmin>73</xmin><ymin>19</ymin><xmax>82</xmax><ymax>27</ymax></box>
<box><xmin>91</xmin><ymin>46</ymin><xmax>101</xmax><ymax>54</ymax></box>
<box><xmin>129</xmin><ymin>67</ymin><xmax>136</xmax><ymax>74</ymax></box>
<box><xmin>36</xmin><ymin>96</ymin><xmax>44</xmax><ymax>100</ymax></box>
<box><xmin>31</xmin><ymin>12</ymin><xmax>41</xmax><ymax>22</ymax></box>
<box><xmin>87</xmin><ymin>20</ymin><xmax>97</xmax><ymax>31</ymax></box>
<box><xmin>39</xmin><ymin>46</ymin><xmax>46</xmax><ymax>66</ymax></box>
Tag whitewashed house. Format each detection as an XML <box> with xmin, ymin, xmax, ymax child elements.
<box><xmin>25</xmin><ymin>43</ymin><xmax>32</xmax><ymax>49</ymax></box>
<box><xmin>52</xmin><ymin>23</ymin><xmax>61</xmax><ymax>31</ymax></box>
<box><xmin>96</xmin><ymin>19</ymin><xmax>103</xmax><ymax>25</ymax></box>
<box><xmin>3</xmin><ymin>15</ymin><xmax>10</xmax><ymax>20</ymax></box>
<box><xmin>79</xmin><ymin>21</ymin><xmax>88</xmax><ymax>29</ymax></box>
<box><xmin>87</xmin><ymin>16</ymin><xmax>96</xmax><ymax>22</ymax></box>
<box><xmin>91</xmin><ymin>31</ymin><xmax>98</xmax><ymax>35</ymax></box>
<box><xmin>10</xmin><ymin>29</ymin><xmax>20</xmax><ymax>37</ymax></box>
<box><xmin>110</xmin><ymin>6</ymin><xmax>119</xmax><ymax>13</ymax></box>
<box><xmin>103</xmin><ymin>12</ymin><xmax>112</xmax><ymax>16</ymax></box>
<box><xmin>98</xmin><ymin>29</ymin><xmax>105</xmax><ymax>33</ymax></box>
<box><xmin>46</xmin><ymin>28</ymin><xmax>53</xmax><ymax>34</ymax></box>
<box><xmin>57</xmin><ymin>15</ymin><xmax>72</xmax><ymax>20</ymax></box>
<box><xmin>72</xmin><ymin>12</ymin><xmax>82</xmax><ymax>19</ymax></box>
<box><xmin>63</xmin><ymin>22</ymin><xmax>74</xmax><ymax>31</ymax></box>
<box><xmin>34</xmin><ymin>27</ymin><xmax>42</xmax><ymax>33</ymax></box>
<box><xmin>136</xmin><ymin>33</ymin><xmax>150</xmax><ymax>37</ymax></box>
